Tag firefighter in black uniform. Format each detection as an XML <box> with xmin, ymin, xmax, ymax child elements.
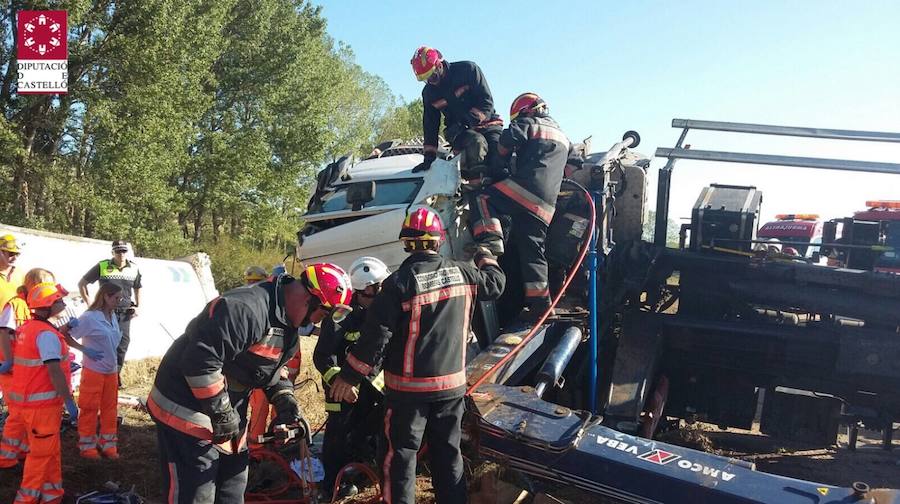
<box><xmin>148</xmin><ymin>264</ymin><xmax>353</xmax><ymax>503</ymax></box>
<box><xmin>330</xmin><ymin>206</ymin><xmax>505</xmax><ymax>504</ymax></box>
<box><xmin>469</xmin><ymin>92</ymin><xmax>570</xmax><ymax>319</ymax></box>
<box><xmin>313</xmin><ymin>256</ymin><xmax>391</xmax><ymax>500</ymax></box>
<box><xmin>410</xmin><ymin>46</ymin><xmax>503</xmax><ymax>177</ymax></box>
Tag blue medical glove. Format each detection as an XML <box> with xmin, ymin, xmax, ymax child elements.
<box><xmin>66</xmin><ymin>318</ymin><xmax>80</xmax><ymax>330</ymax></box>
<box><xmin>65</xmin><ymin>398</ymin><xmax>79</xmax><ymax>423</ymax></box>
<box><xmin>0</xmin><ymin>359</ymin><xmax>12</xmax><ymax>374</ymax></box>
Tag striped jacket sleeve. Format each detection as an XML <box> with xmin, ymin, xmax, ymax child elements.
<box><xmin>339</xmin><ymin>278</ymin><xmax>400</xmax><ymax>386</ymax></box>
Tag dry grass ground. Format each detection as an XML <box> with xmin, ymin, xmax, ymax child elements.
<box><xmin>0</xmin><ymin>338</ymin><xmax>328</xmax><ymax>504</ymax></box>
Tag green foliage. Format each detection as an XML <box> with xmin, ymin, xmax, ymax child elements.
<box><xmin>371</xmin><ymin>98</ymin><xmax>424</xmax><ymax>149</ymax></box>
<box><xmin>0</xmin><ymin>1</ymin><xmax>419</xmax><ymax>286</ymax></box>
<box><xmin>643</xmin><ymin>210</ymin><xmax>682</xmax><ymax>247</ymax></box>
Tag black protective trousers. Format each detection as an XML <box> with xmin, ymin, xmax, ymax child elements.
<box><xmin>470</xmin><ymin>186</ymin><xmax>552</xmax><ymax>309</ymax></box>
<box><xmin>380</xmin><ymin>397</ymin><xmax>466</xmax><ymax>504</ymax></box>
<box><xmin>453</xmin><ymin>125</ymin><xmax>503</xmax><ymax>180</ymax></box>
<box><xmin>156</xmin><ymin>422</ymin><xmax>249</xmax><ymax>504</ymax></box>
<box><xmin>115</xmin><ymin>308</ymin><xmax>132</xmax><ymax>373</ymax></box>
<box><xmin>322</xmin><ymin>385</ymin><xmax>381</xmax><ymax>493</ymax></box>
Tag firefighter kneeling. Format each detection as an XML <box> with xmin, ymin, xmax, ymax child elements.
<box><xmin>330</xmin><ymin>207</ymin><xmax>505</xmax><ymax>504</ymax></box>
<box><xmin>148</xmin><ymin>264</ymin><xmax>353</xmax><ymax>503</ymax></box>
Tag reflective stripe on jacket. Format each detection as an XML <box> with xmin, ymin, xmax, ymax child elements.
<box><xmin>494</xmin><ymin>113</ymin><xmax>570</xmax><ymax>218</ymax></box>
<box><xmin>8</xmin><ymin>320</ymin><xmax>70</xmax><ymax>408</ymax></box>
<box><xmin>148</xmin><ymin>276</ymin><xmax>299</xmax><ymax>452</ymax></box>
<box><xmin>422</xmin><ymin>60</ymin><xmax>501</xmax><ymax>160</ymax></box>
<box><xmin>339</xmin><ymin>253</ymin><xmax>505</xmax><ymax>402</ymax></box>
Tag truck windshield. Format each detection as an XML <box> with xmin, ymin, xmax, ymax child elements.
<box><xmin>306</xmin><ymin>178</ymin><xmax>423</xmax><ymax>215</ymax></box>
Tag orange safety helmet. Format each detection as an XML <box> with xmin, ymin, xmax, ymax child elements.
<box><xmin>509</xmin><ymin>92</ymin><xmax>546</xmax><ymax>121</ymax></box>
<box><xmin>301</xmin><ymin>263</ymin><xmax>353</xmax><ymax>322</ymax></box>
<box><xmin>400</xmin><ymin>207</ymin><xmax>445</xmax><ymax>251</ymax></box>
<box><xmin>411</xmin><ymin>46</ymin><xmax>444</xmax><ymax>82</ymax></box>
<box><xmin>27</xmin><ymin>282</ymin><xmax>67</xmax><ymax>309</ymax></box>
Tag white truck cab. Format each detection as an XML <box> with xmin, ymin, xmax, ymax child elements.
<box><xmin>297</xmin><ymin>146</ymin><xmax>473</xmax><ymax>272</ymax></box>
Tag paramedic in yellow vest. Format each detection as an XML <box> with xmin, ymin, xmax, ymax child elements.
<box><xmin>0</xmin><ymin>234</ymin><xmax>27</xmax><ymax>468</ymax></box>
<box><xmin>0</xmin><ymin>234</ymin><xmax>24</xmax><ymax>374</ymax></box>
<box><xmin>79</xmin><ymin>240</ymin><xmax>142</xmax><ymax>385</ymax></box>
<box><xmin>9</xmin><ymin>281</ymin><xmax>78</xmax><ymax>503</ymax></box>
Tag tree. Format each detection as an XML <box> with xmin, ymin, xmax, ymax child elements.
<box><xmin>0</xmin><ymin>1</ymin><xmax>422</xmax><ymax>285</ymax></box>
<box><xmin>643</xmin><ymin>210</ymin><xmax>682</xmax><ymax>248</ymax></box>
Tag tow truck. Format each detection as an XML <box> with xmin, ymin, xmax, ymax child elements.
<box><xmin>297</xmin><ymin>119</ymin><xmax>900</xmax><ymax>503</ymax></box>
<box><xmin>822</xmin><ymin>201</ymin><xmax>900</xmax><ymax>274</ymax></box>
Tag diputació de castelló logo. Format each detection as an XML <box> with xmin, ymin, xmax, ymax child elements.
<box><xmin>17</xmin><ymin>10</ymin><xmax>68</xmax><ymax>95</ymax></box>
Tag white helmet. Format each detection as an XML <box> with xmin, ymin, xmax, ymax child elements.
<box><xmin>349</xmin><ymin>256</ymin><xmax>390</xmax><ymax>291</ymax></box>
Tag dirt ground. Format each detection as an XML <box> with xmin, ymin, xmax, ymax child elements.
<box><xmin>660</xmin><ymin>421</ymin><xmax>900</xmax><ymax>489</ymax></box>
<box><xmin>0</xmin><ymin>338</ymin><xmax>330</xmax><ymax>504</ymax></box>
<box><xmin>3</xmin><ymin>335</ymin><xmax>899</xmax><ymax>503</ymax></box>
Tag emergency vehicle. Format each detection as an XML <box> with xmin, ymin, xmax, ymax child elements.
<box><xmin>757</xmin><ymin>213</ymin><xmax>822</xmax><ymax>258</ymax></box>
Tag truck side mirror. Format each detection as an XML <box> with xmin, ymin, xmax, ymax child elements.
<box><xmin>347</xmin><ymin>181</ymin><xmax>375</xmax><ymax>211</ymax></box>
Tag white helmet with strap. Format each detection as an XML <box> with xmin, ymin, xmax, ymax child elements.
<box><xmin>349</xmin><ymin>256</ymin><xmax>390</xmax><ymax>291</ymax></box>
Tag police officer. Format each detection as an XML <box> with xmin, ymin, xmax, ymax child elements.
<box><xmin>469</xmin><ymin>92</ymin><xmax>570</xmax><ymax>319</ymax></box>
<box><xmin>331</xmin><ymin>207</ymin><xmax>505</xmax><ymax>504</ymax></box>
<box><xmin>78</xmin><ymin>240</ymin><xmax>142</xmax><ymax>382</ymax></box>
<box><xmin>410</xmin><ymin>46</ymin><xmax>503</xmax><ymax>177</ymax></box>
<box><xmin>313</xmin><ymin>256</ymin><xmax>390</xmax><ymax>500</ymax></box>
<box><xmin>148</xmin><ymin>264</ymin><xmax>353</xmax><ymax>503</ymax></box>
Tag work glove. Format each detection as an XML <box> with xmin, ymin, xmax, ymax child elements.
<box><xmin>271</xmin><ymin>390</ymin><xmax>302</xmax><ymax>427</ymax></box>
<box><xmin>65</xmin><ymin>397</ymin><xmax>79</xmax><ymax>423</ymax></box>
<box><xmin>0</xmin><ymin>359</ymin><xmax>12</xmax><ymax>374</ymax></box>
<box><xmin>210</xmin><ymin>408</ymin><xmax>241</xmax><ymax>444</ymax></box>
<box><xmin>82</xmin><ymin>348</ymin><xmax>104</xmax><ymax>362</ymax></box>
<box><xmin>201</xmin><ymin>391</ymin><xmax>240</xmax><ymax>443</ymax></box>
<box><xmin>412</xmin><ymin>158</ymin><xmax>434</xmax><ymax>173</ymax></box>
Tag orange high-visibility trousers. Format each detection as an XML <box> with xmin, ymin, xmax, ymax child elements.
<box><xmin>0</xmin><ymin>399</ymin><xmax>27</xmax><ymax>467</ymax></box>
<box><xmin>247</xmin><ymin>389</ymin><xmax>276</xmax><ymax>447</ymax></box>
<box><xmin>16</xmin><ymin>405</ymin><xmax>64</xmax><ymax>503</ymax></box>
<box><xmin>1</xmin><ymin>373</ymin><xmax>28</xmax><ymax>468</ymax></box>
<box><xmin>77</xmin><ymin>368</ymin><xmax>119</xmax><ymax>457</ymax></box>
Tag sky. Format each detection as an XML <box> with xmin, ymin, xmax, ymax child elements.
<box><xmin>314</xmin><ymin>0</ymin><xmax>900</xmax><ymax>225</ymax></box>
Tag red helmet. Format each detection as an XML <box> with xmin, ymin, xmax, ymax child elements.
<box><xmin>400</xmin><ymin>207</ymin><xmax>445</xmax><ymax>248</ymax></box>
<box><xmin>411</xmin><ymin>46</ymin><xmax>443</xmax><ymax>82</ymax></box>
<box><xmin>301</xmin><ymin>263</ymin><xmax>353</xmax><ymax>321</ymax></box>
<box><xmin>509</xmin><ymin>92</ymin><xmax>546</xmax><ymax>121</ymax></box>
<box><xmin>27</xmin><ymin>282</ymin><xmax>66</xmax><ymax>309</ymax></box>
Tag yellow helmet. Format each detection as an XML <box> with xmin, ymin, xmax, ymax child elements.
<box><xmin>0</xmin><ymin>234</ymin><xmax>20</xmax><ymax>254</ymax></box>
<box><xmin>244</xmin><ymin>265</ymin><xmax>268</xmax><ymax>284</ymax></box>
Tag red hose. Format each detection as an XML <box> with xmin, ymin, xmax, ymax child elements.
<box><xmin>466</xmin><ymin>180</ymin><xmax>597</xmax><ymax>395</ymax></box>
